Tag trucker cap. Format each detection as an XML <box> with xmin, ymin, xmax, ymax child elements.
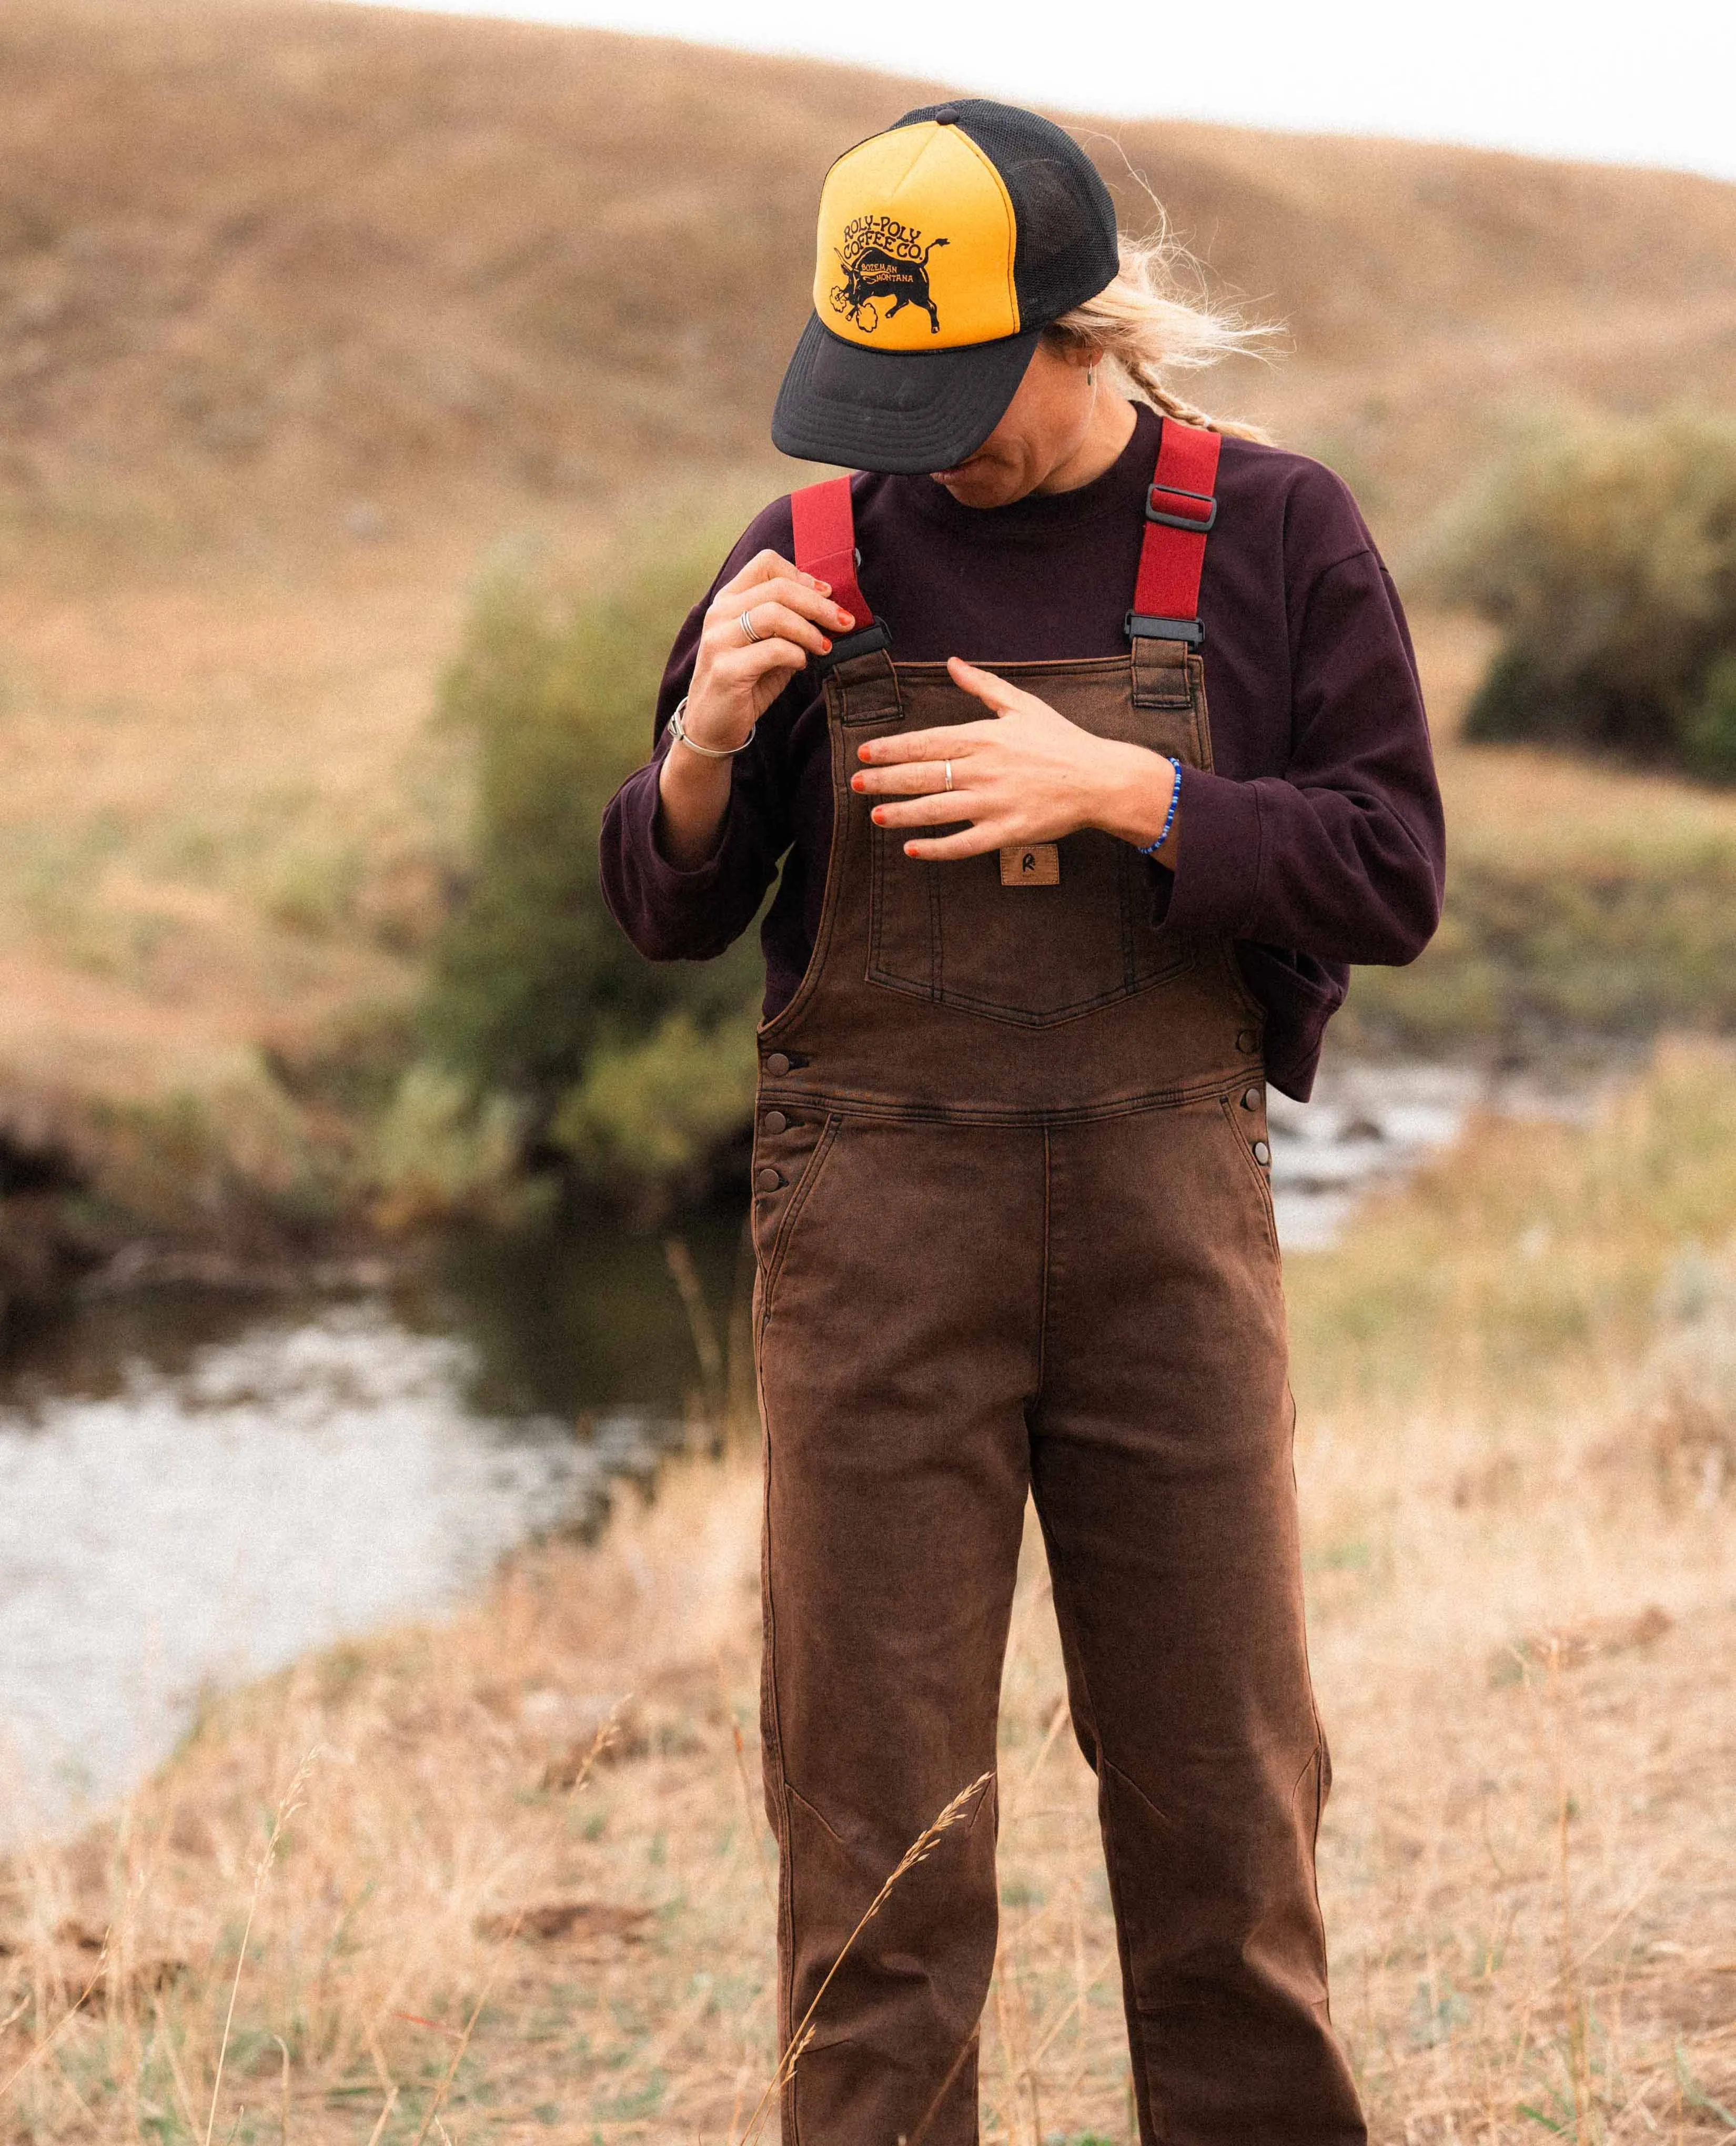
<box><xmin>771</xmin><ymin>99</ymin><xmax>1121</xmax><ymax>475</ymax></box>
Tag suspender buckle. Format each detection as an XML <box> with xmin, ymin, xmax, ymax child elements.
<box><xmin>812</xmin><ymin>618</ymin><xmax>893</xmax><ymax>673</ymax></box>
<box><xmin>1145</xmin><ymin>483</ymin><xmax>1218</xmax><ymax>533</ymax></box>
<box><xmin>1125</xmin><ymin>611</ymin><xmax>1204</xmax><ymax>646</ymax></box>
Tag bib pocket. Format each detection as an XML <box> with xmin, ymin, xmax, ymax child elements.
<box><xmin>866</xmin><ymin>826</ymin><xmax>1193</xmax><ymax>1028</ymax></box>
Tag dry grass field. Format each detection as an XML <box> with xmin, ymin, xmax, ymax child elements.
<box><xmin>4</xmin><ymin>0</ymin><xmax>1736</xmax><ymax>1188</ymax></box>
<box><xmin>3</xmin><ymin>1042</ymin><xmax>1734</xmax><ymax>2144</ymax></box>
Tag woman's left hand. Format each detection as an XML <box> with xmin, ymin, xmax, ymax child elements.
<box><xmin>851</xmin><ymin>657</ymin><xmax>1179</xmax><ymax>861</ymax></box>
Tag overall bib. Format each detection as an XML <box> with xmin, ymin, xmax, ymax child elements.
<box><xmin>750</xmin><ymin>423</ymin><xmax>1365</xmax><ymax>2145</ymax></box>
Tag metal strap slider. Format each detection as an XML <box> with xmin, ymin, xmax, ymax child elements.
<box><xmin>1145</xmin><ymin>483</ymin><xmax>1218</xmax><ymax>533</ymax></box>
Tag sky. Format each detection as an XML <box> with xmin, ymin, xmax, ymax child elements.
<box><xmin>335</xmin><ymin>0</ymin><xmax>1736</xmax><ymax>182</ymax></box>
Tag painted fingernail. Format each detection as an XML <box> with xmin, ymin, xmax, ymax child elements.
<box><xmin>821</xmin><ymin>638</ymin><xmax>832</xmax><ymax>653</ymax></box>
<box><xmin>837</xmin><ymin>612</ymin><xmax>854</xmax><ymax>630</ymax></box>
<box><xmin>872</xmin><ymin>808</ymin><xmax>884</xmax><ymax>823</ymax></box>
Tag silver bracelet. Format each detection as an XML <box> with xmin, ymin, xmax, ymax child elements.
<box><xmin>668</xmin><ymin>696</ymin><xmax>756</xmax><ymax>759</ymax></box>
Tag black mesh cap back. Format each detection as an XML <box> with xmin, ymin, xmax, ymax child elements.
<box><xmin>892</xmin><ymin>99</ymin><xmax>1120</xmax><ymax>330</ymax></box>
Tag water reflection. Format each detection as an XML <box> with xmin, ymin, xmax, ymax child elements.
<box><xmin>0</xmin><ymin>1201</ymin><xmax>748</xmax><ymax>1830</ymax></box>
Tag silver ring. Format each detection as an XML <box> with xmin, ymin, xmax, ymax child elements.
<box><xmin>943</xmin><ymin>759</ymin><xmax>954</xmax><ymax>794</ymax></box>
<box><xmin>739</xmin><ymin>610</ymin><xmax>763</xmax><ymax>645</ymax></box>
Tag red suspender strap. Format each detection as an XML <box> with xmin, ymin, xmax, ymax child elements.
<box><xmin>1128</xmin><ymin>418</ymin><xmax>1221</xmax><ymax>646</ymax></box>
<box><xmin>789</xmin><ymin>475</ymin><xmax>891</xmax><ymax>670</ymax></box>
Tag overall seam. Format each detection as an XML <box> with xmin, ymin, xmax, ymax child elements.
<box><xmin>754</xmin><ymin>1072</ymin><xmax>1258</xmax><ymax>1130</ymax></box>
<box><xmin>755</xmin><ymin>1390</ymin><xmax>800</xmax><ymax>2146</ymax></box>
<box><xmin>1039</xmin><ymin>1517</ymin><xmax>1159</xmax><ymax>2141</ymax></box>
<box><xmin>1035</xmin><ymin>1123</ymin><xmax>1052</xmax><ymax>1406</ymax></box>
<box><xmin>758</xmin><ymin>675</ymin><xmax>875</xmax><ymax>1048</ymax></box>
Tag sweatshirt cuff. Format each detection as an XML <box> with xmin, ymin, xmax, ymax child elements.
<box><xmin>624</xmin><ymin>756</ymin><xmax>739</xmax><ymax>897</ymax></box>
<box><xmin>1157</xmin><ymin>766</ymin><xmax>1264</xmax><ymax>935</ymax></box>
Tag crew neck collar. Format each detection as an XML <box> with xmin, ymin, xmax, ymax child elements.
<box><xmin>894</xmin><ymin>402</ymin><xmax>1160</xmax><ymax>539</ymax></box>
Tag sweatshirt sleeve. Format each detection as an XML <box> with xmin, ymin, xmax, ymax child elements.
<box><xmin>599</xmin><ymin>508</ymin><xmax>801</xmax><ymax>963</ymax></box>
<box><xmin>1162</xmin><ymin>543</ymin><xmax>1446</xmax><ymax>966</ymax></box>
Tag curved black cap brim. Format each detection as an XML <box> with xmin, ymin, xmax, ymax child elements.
<box><xmin>772</xmin><ymin>313</ymin><xmax>1041</xmax><ymax>475</ymax></box>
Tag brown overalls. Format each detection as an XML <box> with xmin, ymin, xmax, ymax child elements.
<box><xmin>749</xmin><ymin>426</ymin><xmax>1365</xmax><ymax>2145</ymax></box>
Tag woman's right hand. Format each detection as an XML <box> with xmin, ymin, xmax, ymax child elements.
<box><xmin>655</xmin><ymin>551</ymin><xmax>856</xmax><ymax>869</ymax></box>
<box><xmin>680</xmin><ymin>549</ymin><xmax>857</xmax><ymax>748</ymax></box>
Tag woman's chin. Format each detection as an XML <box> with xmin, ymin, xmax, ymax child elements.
<box><xmin>931</xmin><ymin>462</ymin><xmax>1018</xmax><ymax>508</ymax></box>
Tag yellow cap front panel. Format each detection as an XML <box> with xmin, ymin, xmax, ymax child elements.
<box><xmin>813</xmin><ymin>122</ymin><xmax>1020</xmax><ymax>351</ymax></box>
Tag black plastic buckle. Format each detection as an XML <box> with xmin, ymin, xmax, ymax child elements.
<box><xmin>1125</xmin><ymin>611</ymin><xmax>1204</xmax><ymax>646</ymax></box>
<box><xmin>812</xmin><ymin>618</ymin><xmax>892</xmax><ymax>674</ymax></box>
<box><xmin>1146</xmin><ymin>483</ymin><xmax>1218</xmax><ymax>533</ymax></box>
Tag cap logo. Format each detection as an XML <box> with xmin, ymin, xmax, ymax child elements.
<box><xmin>810</xmin><ymin>118</ymin><xmax>1022</xmax><ymax>351</ymax></box>
<box><xmin>830</xmin><ymin>216</ymin><xmax>950</xmax><ymax>337</ymax></box>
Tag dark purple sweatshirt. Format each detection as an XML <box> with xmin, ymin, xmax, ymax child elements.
<box><xmin>599</xmin><ymin>406</ymin><xmax>1444</xmax><ymax>1099</ymax></box>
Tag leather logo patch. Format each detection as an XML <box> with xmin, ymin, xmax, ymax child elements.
<box><xmin>1000</xmin><ymin>843</ymin><xmax>1060</xmax><ymax>887</ymax></box>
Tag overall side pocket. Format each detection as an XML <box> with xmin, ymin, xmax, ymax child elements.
<box><xmin>1218</xmin><ymin>1088</ymin><xmax>1280</xmax><ymax>1266</ymax></box>
<box><xmin>753</xmin><ymin>1112</ymin><xmax>844</xmax><ymax>1333</ymax></box>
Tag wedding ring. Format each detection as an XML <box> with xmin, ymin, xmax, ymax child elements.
<box><xmin>739</xmin><ymin>610</ymin><xmax>764</xmax><ymax>644</ymax></box>
<box><xmin>943</xmin><ymin>759</ymin><xmax>954</xmax><ymax>793</ymax></box>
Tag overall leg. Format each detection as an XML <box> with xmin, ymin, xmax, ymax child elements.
<box><xmin>755</xmin><ymin>1118</ymin><xmax>1045</xmax><ymax>2146</ymax></box>
<box><xmin>1031</xmin><ymin>1099</ymin><xmax>1364</xmax><ymax>2145</ymax></box>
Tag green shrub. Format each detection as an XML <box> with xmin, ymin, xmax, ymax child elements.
<box><xmin>1684</xmin><ymin>652</ymin><xmax>1736</xmax><ymax>784</ymax></box>
<box><xmin>1431</xmin><ymin>409</ymin><xmax>1736</xmax><ymax>777</ymax></box>
<box><xmin>417</xmin><ymin>530</ymin><xmax>765</xmax><ymax>1210</ymax></box>
<box><xmin>550</xmin><ymin>1007</ymin><xmax>761</xmax><ymax>1194</ymax></box>
<box><xmin>370</xmin><ymin>1066</ymin><xmax>531</xmax><ymax>1229</ymax></box>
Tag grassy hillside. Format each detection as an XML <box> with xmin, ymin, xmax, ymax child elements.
<box><xmin>3</xmin><ymin>0</ymin><xmax>1736</xmax><ymax>1240</ymax></box>
<box><xmin>5</xmin><ymin>0</ymin><xmax>1736</xmax><ymax>538</ymax></box>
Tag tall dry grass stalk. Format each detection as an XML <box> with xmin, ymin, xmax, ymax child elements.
<box><xmin>201</xmin><ymin>1750</ymin><xmax>316</xmax><ymax>2146</ymax></box>
<box><xmin>1</xmin><ymin>1041</ymin><xmax>1733</xmax><ymax>2142</ymax></box>
<box><xmin>731</xmin><ymin>1774</ymin><xmax>993</xmax><ymax>2146</ymax></box>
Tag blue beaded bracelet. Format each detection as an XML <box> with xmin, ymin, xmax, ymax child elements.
<box><xmin>1138</xmin><ymin>756</ymin><xmax>1183</xmax><ymax>856</ymax></box>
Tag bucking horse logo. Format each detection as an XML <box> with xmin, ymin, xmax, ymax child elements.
<box><xmin>830</xmin><ymin>214</ymin><xmax>950</xmax><ymax>335</ymax></box>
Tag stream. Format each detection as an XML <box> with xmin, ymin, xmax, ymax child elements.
<box><xmin>0</xmin><ymin>1059</ymin><xmax>1546</xmax><ymax>1829</ymax></box>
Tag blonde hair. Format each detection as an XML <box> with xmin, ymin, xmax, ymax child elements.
<box><xmin>1044</xmin><ymin>230</ymin><xmax>1274</xmax><ymax>443</ymax></box>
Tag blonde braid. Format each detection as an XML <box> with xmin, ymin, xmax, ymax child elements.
<box><xmin>1044</xmin><ymin>229</ymin><xmax>1275</xmax><ymax>444</ymax></box>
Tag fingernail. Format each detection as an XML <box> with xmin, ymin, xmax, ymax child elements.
<box><xmin>821</xmin><ymin>638</ymin><xmax>832</xmax><ymax>653</ymax></box>
<box><xmin>872</xmin><ymin>808</ymin><xmax>884</xmax><ymax>823</ymax></box>
<box><xmin>813</xmin><ymin>578</ymin><xmax>831</xmax><ymax>592</ymax></box>
<box><xmin>837</xmin><ymin>612</ymin><xmax>854</xmax><ymax>630</ymax></box>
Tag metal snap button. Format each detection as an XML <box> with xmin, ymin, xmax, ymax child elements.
<box><xmin>1242</xmin><ymin>1087</ymin><xmax>1261</xmax><ymax>1110</ymax></box>
<box><xmin>1236</xmin><ymin>1029</ymin><xmax>1258</xmax><ymax>1054</ymax></box>
<box><xmin>1252</xmin><ymin>1140</ymin><xmax>1271</xmax><ymax>1166</ymax></box>
<box><xmin>755</xmin><ymin>1166</ymin><xmax>782</xmax><ymax>1194</ymax></box>
<box><xmin>763</xmin><ymin>1110</ymin><xmax>788</xmax><ymax>1135</ymax></box>
<box><xmin>765</xmin><ymin>1052</ymin><xmax>791</xmax><ymax>1077</ymax></box>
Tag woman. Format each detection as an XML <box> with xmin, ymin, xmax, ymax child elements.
<box><xmin>602</xmin><ymin>99</ymin><xmax>1443</xmax><ymax>2146</ymax></box>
